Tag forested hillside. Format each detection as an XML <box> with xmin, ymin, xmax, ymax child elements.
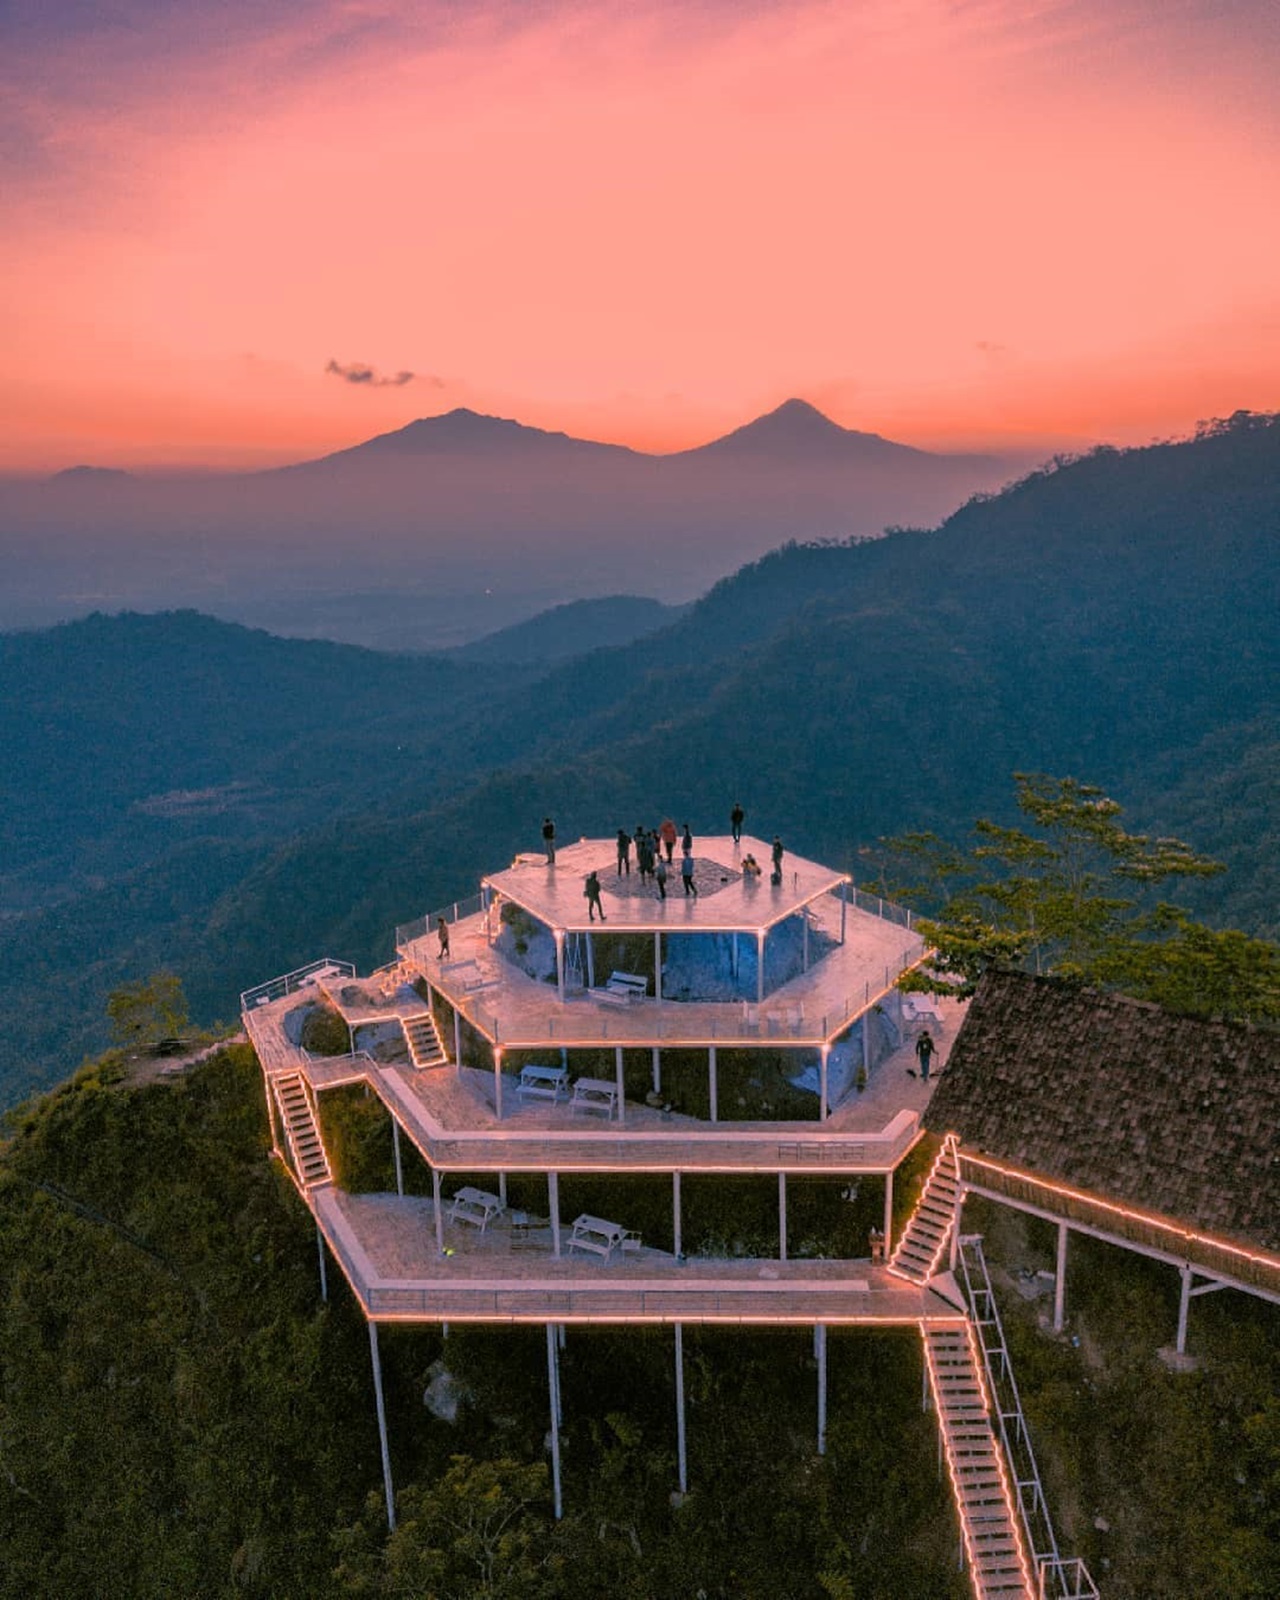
<box><xmin>1</xmin><ymin>413</ymin><xmax>1276</xmax><ymax>1104</ymax></box>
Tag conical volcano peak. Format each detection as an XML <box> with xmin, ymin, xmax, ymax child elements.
<box><xmin>687</xmin><ymin>397</ymin><xmax>922</xmax><ymax>462</ymax></box>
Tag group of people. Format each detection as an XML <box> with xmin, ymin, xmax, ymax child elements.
<box><xmin>618</xmin><ymin>820</ymin><xmax>698</xmax><ymax>899</ymax></box>
<box><xmin>741</xmin><ymin>835</ymin><xmax>786</xmax><ymax>886</ymax></box>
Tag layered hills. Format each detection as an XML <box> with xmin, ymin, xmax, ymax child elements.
<box><xmin>0</xmin><ymin>413</ymin><xmax>1277</xmax><ymax>1106</ymax></box>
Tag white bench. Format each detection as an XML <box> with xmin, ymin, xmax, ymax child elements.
<box><xmin>902</xmin><ymin>996</ymin><xmax>940</xmax><ymax>1031</ymax></box>
<box><xmin>597</xmin><ymin>971</ymin><xmax>647</xmax><ymax>1007</ymax></box>
<box><xmin>447</xmin><ymin>1186</ymin><xmax>504</xmax><ymax>1231</ymax></box>
<box><xmin>570</xmin><ymin>1076</ymin><xmax>618</xmax><ymax>1118</ymax></box>
<box><xmin>567</xmin><ymin>1214</ymin><xmax>640</xmax><ymax>1259</ymax></box>
<box><xmin>517</xmin><ymin>1063</ymin><xmax>569</xmax><ymax>1103</ymax></box>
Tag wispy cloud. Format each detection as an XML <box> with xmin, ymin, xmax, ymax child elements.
<box><xmin>325</xmin><ymin>359</ymin><xmax>418</xmax><ymax>388</ymax></box>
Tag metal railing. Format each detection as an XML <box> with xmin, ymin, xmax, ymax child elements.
<box><xmin>396</xmin><ymin>892</ymin><xmax>488</xmax><ymax>951</ymax></box>
<box><xmin>361</xmin><ymin>1279</ymin><xmax>902</xmax><ymax>1320</ymax></box>
<box><xmin>240</xmin><ymin>957</ymin><xmax>356</xmax><ymax>1011</ymax></box>
<box><xmin>850</xmin><ymin>886</ymin><xmax>915</xmax><ymax>929</ymax></box>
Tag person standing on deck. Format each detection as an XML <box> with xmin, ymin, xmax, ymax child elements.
<box><xmin>681</xmin><ymin>822</ymin><xmax>694</xmax><ymax>856</ymax></box>
<box><xmin>730</xmin><ymin>802</ymin><xmax>745</xmax><ymax>844</ymax></box>
<box><xmin>436</xmin><ymin>917</ymin><xmax>450</xmax><ymax>960</ymax></box>
<box><xmin>915</xmin><ymin>1029</ymin><xmax>936</xmax><ymax>1082</ymax></box>
<box><xmin>584</xmin><ymin>870</ymin><xmax>606</xmax><ymax>922</ymax></box>
<box><xmin>542</xmin><ymin>817</ymin><xmax>556</xmax><ymax>865</ymax></box>
<box><xmin>771</xmin><ymin>835</ymin><xmax>784</xmax><ymax>886</ymax></box>
<box><xmin>655</xmin><ymin>856</ymin><xmax>668</xmax><ymax>900</ymax></box>
<box><xmin>660</xmin><ymin>818</ymin><xmax>678</xmax><ymax>863</ymax></box>
<box><xmin>680</xmin><ymin>852</ymin><xmax>698</xmax><ymax>897</ymax></box>
<box><xmin>616</xmin><ymin>829</ymin><xmax>632</xmax><ymax>875</ymax></box>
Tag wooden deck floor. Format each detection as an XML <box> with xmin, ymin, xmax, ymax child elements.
<box><xmin>316</xmin><ymin>1187</ymin><xmax>968</xmax><ymax>1326</ymax></box>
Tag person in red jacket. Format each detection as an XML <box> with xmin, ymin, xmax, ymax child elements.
<box><xmin>659</xmin><ymin>818</ymin><xmax>678</xmax><ymax>863</ymax></box>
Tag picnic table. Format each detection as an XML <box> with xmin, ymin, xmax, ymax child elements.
<box><xmin>570</xmin><ymin>1076</ymin><xmax>618</xmax><ymax>1118</ymax></box>
<box><xmin>448</xmin><ymin>1186</ymin><xmax>504</xmax><ymax>1231</ymax></box>
<box><xmin>517</xmin><ymin>1063</ymin><xmax>570</xmax><ymax>1103</ymax></box>
<box><xmin>567</xmin><ymin>1214</ymin><xmax>640</xmax><ymax>1259</ymax></box>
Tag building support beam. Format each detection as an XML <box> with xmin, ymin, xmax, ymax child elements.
<box><xmin>555</xmin><ymin>931</ymin><xmax>566</xmax><ymax>1005</ymax></box>
<box><xmin>546</xmin><ymin>1324</ymin><xmax>563</xmax><ymax>1520</ymax></box>
<box><xmin>708</xmin><ymin>1046</ymin><xmax>718</xmax><ymax>1123</ymax></box>
<box><xmin>1054</xmin><ymin>1221</ymin><xmax>1068</xmax><ymax>1333</ymax></box>
<box><xmin>498</xmin><ymin>1172</ymin><xmax>508</xmax><ymax>1206</ymax></box>
<box><xmin>674</xmin><ymin>1323</ymin><xmax>688</xmax><ymax>1494</ymax></box>
<box><xmin>585</xmin><ymin>933</ymin><xmax>595</xmax><ymax>990</ymax></box>
<box><xmin>549</xmin><ymin>1172</ymin><xmax>561</xmax><ymax>1257</ymax></box>
<box><xmin>432</xmin><ymin>1169</ymin><xmax>445</xmax><ymax>1255</ymax></box>
<box><xmin>840</xmin><ymin>880</ymin><xmax>848</xmax><ymax>944</ymax></box>
<box><xmin>819</xmin><ymin>1044</ymin><xmax>830</xmax><ymax>1122</ymax></box>
<box><xmin>883</xmin><ymin>1171</ymin><xmax>896</xmax><ymax>1254</ymax></box>
<box><xmin>652</xmin><ymin>1047</ymin><xmax>662</xmax><ymax>1096</ymax></box>
<box><xmin>1176</xmin><ymin>1264</ymin><xmax>1192</xmax><ymax>1356</ymax></box>
<box><xmin>654</xmin><ymin>933</ymin><xmax>663</xmax><ymax>1002</ymax></box>
<box><xmin>391</xmin><ymin>1118</ymin><xmax>404</xmax><ymax>1196</ymax></box>
<box><xmin>816</xmin><ymin>1323</ymin><xmax>828</xmax><ymax>1456</ymax></box>
<box><xmin>453</xmin><ymin>1006</ymin><xmax>462</xmax><ymax>1072</ymax></box>
<box><xmin>779</xmin><ymin>1172</ymin><xmax>788</xmax><ymax>1261</ymax></box>
<box><xmin>756</xmin><ymin>931</ymin><xmax>766</xmax><ymax>1003</ymax></box>
<box><xmin>615</xmin><ymin>1046</ymin><xmax>626</xmax><ymax>1128</ymax></box>
<box><xmin>316</xmin><ymin>1223</ymin><xmax>328</xmax><ymax>1303</ymax></box>
<box><xmin>673</xmin><ymin>1171</ymin><xmax>683</xmax><ymax>1258</ymax></box>
<box><xmin>493</xmin><ymin>1046</ymin><xmax>504</xmax><ymax>1120</ymax></box>
<box><xmin>369</xmin><ymin>1322</ymin><xmax>396</xmax><ymax>1530</ymax></box>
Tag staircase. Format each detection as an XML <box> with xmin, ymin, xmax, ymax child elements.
<box><xmin>956</xmin><ymin>1237</ymin><xmax>1100</xmax><ymax>1600</ymax></box>
<box><xmin>273</xmin><ymin>1070</ymin><xmax>332</xmax><ymax>1188</ymax></box>
<box><xmin>889</xmin><ymin>1133</ymin><xmax>960</xmax><ymax>1284</ymax></box>
<box><xmin>402</xmin><ymin>1011</ymin><xmax>448</xmax><ymax>1070</ymax></box>
<box><xmin>924</xmin><ymin>1323</ymin><xmax>1035</xmax><ymax>1599</ymax></box>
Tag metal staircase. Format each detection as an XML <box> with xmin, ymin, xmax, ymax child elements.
<box><xmin>923</xmin><ymin>1323</ymin><xmax>1035</xmax><ymax>1599</ymax></box>
<box><xmin>273</xmin><ymin>1070</ymin><xmax>332</xmax><ymax>1188</ymax></box>
<box><xmin>889</xmin><ymin>1133</ymin><xmax>960</xmax><ymax>1284</ymax></box>
<box><xmin>402</xmin><ymin>1011</ymin><xmax>448</xmax><ymax>1070</ymax></box>
<box><xmin>956</xmin><ymin>1237</ymin><xmax>1100</xmax><ymax>1600</ymax></box>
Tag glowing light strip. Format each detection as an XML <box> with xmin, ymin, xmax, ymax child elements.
<box><xmin>888</xmin><ymin>1134</ymin><xmax>959</xmax><ymax>1283</ymax></box>
<box><xmin>958</xmin><ymin>1149</ymin><xmax>1280</xmax><ymax>1280</ymax></box>
<box><xmin>923</xmin><ymin>1321</ymin><xmax>1035</xmax><ymax>1600</ymax></box>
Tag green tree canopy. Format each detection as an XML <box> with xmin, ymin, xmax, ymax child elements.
<box><xmin>105</xmin><ymin>972</ymin><xmax>189</xmax><ymax>1048</ymax></box>
<box><xmin>880</xmin><ymin>774</ymin><xmax>1279</xmax><ymax>1021</ymax></box>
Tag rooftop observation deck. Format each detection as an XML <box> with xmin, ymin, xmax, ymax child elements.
<box><xmin>398</xmin><ymin>856</ymin><xmax>925</xmax><ymax>1050</ymax></box>
<box><xmin>312</xmin><ymin>1186</ymin><xmax>968</xmax><ymax>1327</ymax></box>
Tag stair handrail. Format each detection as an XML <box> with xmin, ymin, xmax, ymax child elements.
<box><xmin>957</xmin><ymin>1235</ymin><xmax>1100</xmax><ymax>1600</ymax></box>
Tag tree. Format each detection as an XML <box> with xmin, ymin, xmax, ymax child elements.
<box><xmin>105</xmin><ymin>972</ymin><xmax>189</xmax><ymax>1049</ymax></box>
<box><xmin>880</xmin><ymin>774</ymin><xmax>1279</xmax><ymax>1021</ymax></box>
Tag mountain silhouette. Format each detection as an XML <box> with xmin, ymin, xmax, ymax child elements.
<box><xmin>675</xmin><ymin>397</ymin><xmax>943</xmax><ymax>464</ymax></box>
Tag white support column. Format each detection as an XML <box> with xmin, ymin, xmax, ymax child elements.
<box><xmin>391</xmin><ymin>1119</ymin><xmax>404</xmax><ymax>1196</ymax></box>
<box><xmin>819</xmin><ymin>1044</ymin><xmax>830</xmax><ymax>1122</ymax></box>
<box><xmin>498</xmin><ymin>1172</ymin><xmax>508</xmax><ymax>1206</ymax></box>
<box><xmin>779</xmin><ymin>1172</ymin><xmax>788</xmax><ymax>1261</ymax></box>
<box><xmin>615</xmin><ymin>1045</ymin><xmax>626</xmax><ymax>1128</ymax></box>
<box><xmin>883</xmin><ymin>1168</ymin><xmax>894</xmax><ymax>1256</ymax></box>
<box><xmin>816</xmin><ymin>1323</ymin><xmax>828</xmax><ymax>1456</ymax></box>
<box><xmin>674</xmin><ymin>1323</ymin><xmax>688</xmax><ymax>1494</ymax></box>
<box><xmin>493</xmin><ymin>1046</ymin><xmax>504</xmax><ymax>1120</ymax></box>
<box><xmin>316</xmin><ymin>1222</ymin><xmax>328</xmax><ymax>1302</ymax></box>
<box><xmin>731</xmin><ymin>932</ymin><xmax>739</xmax><ymax>978</ymax></box>
<box><xmin>840</xmin><ymin>880</ymin><xmax>848</xmax><ymax>944</ymax></box>
<box><xmin>756</xmin><ymin>931</ymin><xmax>766</xmax><ymax>1002</ymax></box>
<box><xmin>585</xmin><ymin>933</ymin><xmax>595</xmax><ymax>990</ymax></box>
<box><xmin>1176</xmin><ymin>1264</ymin><xmax>1192</xmax><ymax>1355</ymax></box>
<box><xmin>654</xmin><ymin>933</ymin><xmax>663</xmax><ymax>1002</ymax></box>
<box><xmin>1054</xmin><ymin>1222</ymin><xmax>1068</xmax><ymax>1333</ymax></box>
<box><xmin>368</xmin><ymin>1322</ymin><xmax>396</xmax><ymax>1530</ymax></box>
<box><xmin>652</xmin><ymin>1047</ymin><xmax>662</xmax><ymax>1095</ymax></box>
<box><xmin>802</xmin><ymin>912</ymin><xmax>810</xmax><ymax>972</ymax></box>
<box><xmin>549</xmin><ymin>1172</ymin><xmax>561</xmax><ymax>1257</ymax></box>
<box><xmin>433</xmin><ymin>1169</ymin><xmax>445</xmax><ymax>1254</ymax></box>
<box><xmin>453</xmin><ymin>1007</ymin><xmax>462</xmax><ymax>1072</ymax></box>
<box><xmin>708</xmin><ymin>1046</ymin><xmax>718</xmax><ymax>1123</ymax></box>
<box><xmin>546</xmin><ymin>1324</ymin><xmax>563</xmax><ymax>1520</ymax></box>
<box><xmin>673</xmin><ymin>1171</ymin><xmax>683</xmax><ymax>1258</ymax></box>
<box><xmin>555</xmin><ymin>930</ymin><xmax>566</xmax><ymax>1004</ymax></box>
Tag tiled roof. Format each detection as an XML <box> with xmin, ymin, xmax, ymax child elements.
<box><xmin>924</xmin><ymin>970</ymin><xmax>1280</xmax><ymax>1253</ymax></box>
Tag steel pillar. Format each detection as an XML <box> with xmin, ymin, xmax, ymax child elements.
<box><xmin>1176</xmin><ymin>1264</ymin><xmax>1192</xmax><ymax>1355</ymax></box>
<box><xmin>840</xmin><ymin>880</ymin><xmax>848</xmax><ymax>943</ymax></box>
<box><xmin>779</xmin><ymin>1172</ymin><xmax>788</xmax><ymax>1261</ymax></box>
<box><xmin>1054</xmin><ymin>1221</ymin><xmax>1068</xmax><ymax>1333</ymax></box>
<box><xmin>883</xmin><ymin>1168</ymin><xmax>894</xmax><ymax>1255</ymax></box>
<box><xmin>585</xmin><ymin>932</ymin><xmax>595</xmax><ymax>990</ymax></box>
<box><xmin>391</xmin><ymin>1119</ymin><xmax>404</xmax><ymax>1196</ymax></box>
<box><xmin>819</xmin><ymin>1044</ymin><xmax>829</xmax><ymax>1122</ymax></box>
<box><xmin>369</xmin><ymin>1322</ymin><xmax>396</xmax><ymax>1530</ymax></box>
<box><xmin>493</xmin><ymin>1046</ymin><xmax>504</xmax><ymax>1120</ymax></box>
<box><xmin>453</xmin><ymin>1006</ymin><xmax>462</xmax><ymax>1070</ymax></box>
<box><xmin>549</xmin><ymin>1171</ymin><xmax>561</xmax><ymax>1257</ymax></box>
<box><xmin>316</xmin><ymin>1222</ymin><xmax>328</xmax><ymax>1302</ymax></box>
<box><xmin>816</xmin><ymin>1323</ymin><xmax>828</xmax><ymax>1456</ymax></box>
<box><xmin>546</xmin><ymin>1324</ymin><xmax>563</xmax><ymax>1519</ymax></box>
<box><xmin>555</xmin><ymin>930</ymin><xmax>566</xmax><ymax>1004</ymax></box>
<box><xmin>652</xmin><ymin>1046</ymin><xmax>662</xmax><ymax>1095</ymax></box>
<box><xmin>498</xmin><ymin>1172</ymin><xmax>508</xmax><ymax>1206</ymax></box>
<box><xmin>654</xmin><ymin>933</ymin><xmax>663</xmax><ymax>1001</ymax></box>
<box><xmin>432</xmin><ymin>1169</ymin><xmax>445</xmax><ymax>1254</ymax></box>
<box><xmin>615</xmin><ymin>1045</ymin><xmax>626</xmax><ymax>1128</ymax></box>
<box><xmin>708</xmin><ymin>1045</ymin><xmax>718</xmax><ymax>1122</ymax></box>
<box><xmin>675</xmin><ymin>1323</ymin><xmax>688</xmax><ymax>1493</ymax></box>
<box><xmin>673</xmin><ymin>1171</ymin><xmax>682</xmax><ymax>1257</ymax></box>
<box><xmin>756</xmin><ymin>931</ymin><xmax>765</xmax><ymax>1002</ymax></box>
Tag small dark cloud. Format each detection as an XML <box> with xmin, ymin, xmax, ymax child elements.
<box><xmin>326</xmin><ymin>359</ymin><xmax>417</xmax><ymax>388</ymax></box>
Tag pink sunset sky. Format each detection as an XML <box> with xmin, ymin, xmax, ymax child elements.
<box><xmin>3</xmin><ymin>0</ymin><xmax>1278</xmax><ymax>471</ymax></box>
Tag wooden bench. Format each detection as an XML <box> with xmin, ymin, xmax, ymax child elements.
<box><xmin>447</xmin><ymin>1186</ymin><xmax>504</xmax><ymax>1232</ymax></box>
<box><xmin>597</xmin><ymin>971</ymin><xmax>647</xmax><ymax>1007</ymax></box>
<box><xmin>570</xmin><ymin>1076</ymin><xmax>618</xmax><ymax>1118</ymax></box>
<box><xmin>517</xmin><ymin>1063</ymin><xmax>569</xmax><ymax>1103</ymax></box>
<box><xmin>567</xmin><ymin>1214</ymin><xmax>637</xmax><ymax>1259</ymax></box>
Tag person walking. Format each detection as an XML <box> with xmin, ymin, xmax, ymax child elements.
<box><xmin>655</xmin><ymin>856</ymin><xmax>668</xmax><ymax>900</ymax></box>
<box><xmin>680</xmin><ymin>852</ymin><xmax>698</xmax><ymax>897</ymax></box>
<box><xmin>771</xmin><ymin>835</ymin><xmax>784</xmax><ymax>885</ymax></box>
<box><xmin>915</xmin><ymin>1029</ymin><xmax>936</xmax><ymax>1083</ymax></box>
<box><xmin>660</xmin><ymin>818</ymin><xmax>678</xmax><ymax>863</ymax></box>
<box><xmin>436</xmin><ymin>917</ymin><xmax>450</xmax><ymax>960</ymax></box>
<box><xmin>616</xmin><ymin>828</ymin><xmax>632</xmax><ymax>875</ymax></box>
<box><xmin>542</xmin><ymin>817</ymin><xmax>556</xmax><ymax>865</ymax></box>
<box><xmin>730</xmin><ymin>802</ymin><xmax>745</xmax><ymax>844</ymax></box>
<box><xmin>681</xmin><ymin>822</ymin><xmax>693</xmax><ymax>856</ymax></box>
<box><xmin>584</xmin><ymin>870</ymin><xmax>606</xmax><ymax>922</ymax></box>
